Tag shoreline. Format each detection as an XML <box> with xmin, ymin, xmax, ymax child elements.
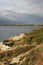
<box><xmin>0</xmin><ymin>24</ymin><xmax>43</xmax><ymax>26</ymax></box>
<box><xmin>0</xmin><ymin>28</ymin><xmax>43</xmax><ymax>65</ymax></box>
<box><xmin>0</xmin><ymin>27</ymin><xmax>43</xmax><ymax>44</ymax></box>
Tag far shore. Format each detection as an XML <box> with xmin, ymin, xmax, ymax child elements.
<box><xmin>0</xmin><ymin>24</ymin><xmax>43</xmax><ymax>26</ymax></box>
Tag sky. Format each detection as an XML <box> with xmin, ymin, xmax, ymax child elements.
<box><xmin>0</xmin><ymin>0</ymin><xmax>43</xmax><ymax>24</ymax></box>
<box><xmin>0</xmin><ymin>0</ymin><xmax>43</xmax><ymax>14</ymax></box>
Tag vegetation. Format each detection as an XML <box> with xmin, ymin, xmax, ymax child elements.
<box><xmin>0</xmin><ymin>28</ymin><xmax>43</xmax><ymax>65</ymax></box>
<box><xmin>0</xmin><ymin>24</ymin><xmax>43</xmax><ymax>26</ymax></box>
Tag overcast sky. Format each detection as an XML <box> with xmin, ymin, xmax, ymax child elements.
<box><xmin>0</xmin><ymin>0</ymin><xmax>43</xmax><ymax>24</ymax></box>
<box><xmin>0</xmin><ymin>0</ymin><xmax>43</xmax><ymax>14</ymax></box>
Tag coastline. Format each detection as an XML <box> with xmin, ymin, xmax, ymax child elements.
<box><xmin>0</xmin><ymin>24</ymin><xmax>43</xmax><ymax>26</ymax></box>
<box><xmin>0</xmin><ymin>28</ymin><xmax>43</xmax><ymax>65</ymax></box>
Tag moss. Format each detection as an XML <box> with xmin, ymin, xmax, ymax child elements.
<box><xmin>21</xmin><ymin>28</ymin><xmax>43</xmax><ymax>45</ymax></box>
<box><xmin>31</xmin><ymin>34</ymin><xmax>43</xmax><ymax>45</ymax></box>
<box><xmin>13</xmin><ymin>46</ymin><xmax>33</xmax><ymax>57</ymax></box>
<box><xmin>3</xmin><ymin>42</ymin><xmax>14</xmax><ymax>46</ymax></box>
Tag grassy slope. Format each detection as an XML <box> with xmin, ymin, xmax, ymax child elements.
<box><xmin>0</xmin><ymin>28</ymin><xmax>43</xmax><ymax>65</ymax></box>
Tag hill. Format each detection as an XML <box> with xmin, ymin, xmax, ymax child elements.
<box><xmin>0</xmin><ymin>28</ymin><xmax>43</xmax><ymax>65</ymax></box>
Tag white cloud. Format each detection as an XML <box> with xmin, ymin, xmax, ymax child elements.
<box><xmin>0</xmin><ymin>0</ymin><xmax>43</xmax><ymax>15</ymax></box>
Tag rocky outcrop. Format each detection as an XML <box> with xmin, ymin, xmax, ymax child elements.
<box><xmin>0</xmin><ymin>42</ymin><xmax>11</xmax><ymax>52</ymax></box>
<box><xmin>0</xmin><ymin>28</ymin><xmax>43</xmax><ymax>65</ymax></box>
<box><xmin>9</xmin><ymin>33</ymin><xmax>26</xmax><ymax>41</ymax></box>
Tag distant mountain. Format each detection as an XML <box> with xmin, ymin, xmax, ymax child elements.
<box><xmin>0</xmin><ymin>10</ymin><xmax>43</xmax><ymax>24</ymax></box>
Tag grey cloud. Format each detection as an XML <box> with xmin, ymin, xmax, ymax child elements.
<box><xmin>0</xmin><ymin>10</ymin><xmax>43</xmax><ymax>24</ymax></box>
<box><xmin>23</xmin><ymin>0</ymin><xmax>43</xmax><ymax>8</ymax></box>
<box><xmin>0</xmin><ymin>0</ymin><xmax>43</xmax><ymax>24</ymax></box>
<box><xmin>24</xmin><ymin>0</ymin><xmax>43</xmax><ymax>4</ymax></box>
<box><xmin>32</xmin><ymin>0</ymin><xmax>43</xmax><ymax>4</ymax></box>
<box><xmin>0</xmin><ymin>0</ymin><xmax>43</xmax><ymax>14</ymax></box>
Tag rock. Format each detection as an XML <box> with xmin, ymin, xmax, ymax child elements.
<box><xmin>3</xmin><ymin>40</ymin><xmax>9</xmax><ymax>43</ymax></box>
<box><xmin>8</xmin><ymin>33</ymin><xmax>26</xmax><ymax>42</ymax></box>
<box><xmin>9</xmin><ymin>37</ymin><xmax>14</xmax><ymax>41</ymax></box>
<box><xmin>20</xmin><ymin>33</ymin><xmax>26</xmax><ymax>38</ymax></box>
<box><xmin>0</xmin><ymin>62</ymin><xmax>4</xmax><ymax>65</ymax></box>
<box><xmin>0</xmin><ymin>42</ymin><xmax>11</xmax><ymax>52</ymax></box>
<box><xmin>13</xmin><ymin>33</ymin><xmax>26</xmax><ymax>41</ymax></box>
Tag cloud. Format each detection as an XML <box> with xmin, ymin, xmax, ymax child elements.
<box><xmin>0</xmin><ymin>0</ymin><xmax>43</xmax><ymax>15</ymax></box>
<box><xmin>10</xmin><ymin>0</ymin><xmax>43</xmax><ymax>14</ymax></box>
<box><xmin>0</xmin><ymin>0</ymin><xmax>43</xmax><ymax>24</ymax></box>
<box><xmin>24</xmin><ymin>0</ymin><xmax>43</xmax><ymax>5</ymax></box>
<box><xmin>0</xmin><ymin>10</ymin><xmax>43</xmax><ymax>24</ymax></box>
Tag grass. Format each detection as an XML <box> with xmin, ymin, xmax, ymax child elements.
<box><xmin>25</xmin><ymin>28</ymin><xmax>43</xmax><ymax>44</ymax></box>
<box><xmin>3</xmin><ymin>28</ymin><xmax>43</xmax><ymax>46</ymax></box>
<box><xmin>0</xmin><ymin>28</ymin><xmax>43</xmax><ymax>65</ymax></box>
<box><xmin>13</xmin><ymin>46</ymin><xmax>34</xmax><ymax>57</ymax></box>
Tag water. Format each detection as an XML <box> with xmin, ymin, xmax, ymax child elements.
<box><xmin>0</xmin><ymin>26</ymin><xmax>42</xmax><ymax>42</ymax></box>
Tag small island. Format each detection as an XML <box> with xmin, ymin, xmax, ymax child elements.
<box><xmin>0</xmin><ymin>28</ymin><xmax>43</xmax><ymax>65</ymax></box>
